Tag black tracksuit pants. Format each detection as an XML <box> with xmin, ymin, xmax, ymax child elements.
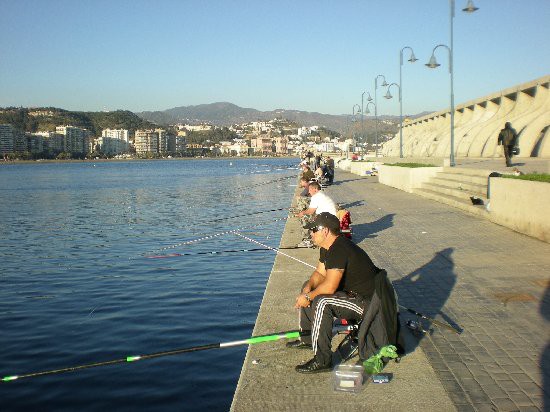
<box><xmin>299</xmin><ymin>291</ymin><xmax>368</xmax><ymax>366</ymax></box>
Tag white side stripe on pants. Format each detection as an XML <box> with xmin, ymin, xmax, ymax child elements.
<box><xmin>311</xmin><ymin>297</ymin><xmax>364</xmax><ymax>354</ymax></box>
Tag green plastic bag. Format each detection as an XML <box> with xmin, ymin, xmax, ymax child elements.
<box><xmin>362</xmin><ymin>345</ymin><xmax>398</xmax><ymax>374</ymax></box>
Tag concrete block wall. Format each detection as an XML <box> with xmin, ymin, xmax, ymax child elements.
<box><xmin>382</xmin><ymin>75</ymin><xmax>550</xmax><ymax>159</ymax></box>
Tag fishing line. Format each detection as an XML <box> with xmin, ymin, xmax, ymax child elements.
<box><xmin>142</xmin><ymin>216</ymin><xmax>289</xmax><ymax>256</ymax></box>
<box><xmin>1</xmin><ymin>330</ymin><xmax>309</xmax><ymax>382</ymax></box>
<box><xmin>231</xmin><ymin>232</ymin><xmax>316</xmax><ymax>270</ymax></box>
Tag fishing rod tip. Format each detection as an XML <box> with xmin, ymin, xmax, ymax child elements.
<box><xmin>2</xmin><ymin>375</ymin><xmax>19</xmax><ymax>382</ymax></box>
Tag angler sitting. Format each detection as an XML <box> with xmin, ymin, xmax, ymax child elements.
<box><xmin>287</xmin><ymin>213</ymin><xmax>396</xmax><ymax>373</ymax></box>
<box><xmin>294</xmin><ymin>182</ymin><xmax>337</xmax><ymax>248</ymax></box>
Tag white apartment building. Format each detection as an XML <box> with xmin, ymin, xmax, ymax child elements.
<box><xmin>56</xmin><ymin>125</ymin><xmax>90</xmax><ymax>154</ymax></box>
<box><xmin>180</xmin><ymin>124</ymin><xmax>213</xmax><ymax>132</ymax></box>
<box><xmin>134</xmin><ymin>130</ymin><xmax>159</xmax><ymax>154</ymax></box>
<box><xmin>102</xmin><ymin>129</ymin><xmax>130</xmax><ymax>153</ymax></box>
<box><xmin>0</xmin><ymin>124</ymin><xmax>14</xmax><ymax>155</ymax></box>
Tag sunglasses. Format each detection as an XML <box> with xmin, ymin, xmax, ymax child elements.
<box><xmin>310</xmin><ymin>225</ymin><xmax>325</xmax><ymax>233</ymax></box>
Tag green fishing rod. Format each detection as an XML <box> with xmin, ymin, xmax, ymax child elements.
<box><xmin>1</xmin><ymin>329</ymin><xmax>309</xmax><ymax>383</ymax></box>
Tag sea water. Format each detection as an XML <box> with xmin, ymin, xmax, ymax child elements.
<box><xmin>0</xmin><ymin>158</ymin><xmax>297</xmax><ymax>411</ymax></box>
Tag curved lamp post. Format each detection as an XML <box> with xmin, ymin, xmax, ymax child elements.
<box><xmin>364</xmin><ymin>101</ymin><xmax>376</xmax><ymax>155</ymax></box>
<box><xmin>426</xmin><ymin>0</ymin><xmax>479</xmax><ymax>167</ymax></box>
<box><xmin>399</xmin><ymin>46</ymin><xmax>418</xmax><ymax>158</ymax></box>
<box><xmin>374</xmin><ymin>75</ymin><xmax>388</xmax><ymax>157</ymax></box>
<box><xmin>384</xmin><ymin>82</ymin><xmax>401</xmax><ymax>158</ymax></box>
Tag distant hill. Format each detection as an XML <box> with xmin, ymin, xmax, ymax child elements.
<box><xmin>137</xmin><ymin>102</ymin><xmax>427</xmax><ymax>134</ymax></box>
<box><xmin>0</xmin><ymin>107</ymin><xmax>155</xmax><ymax>135</ymax></box>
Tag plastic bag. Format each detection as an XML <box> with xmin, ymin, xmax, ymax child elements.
<box><xmin>362</xmin><ymin>345</ymin><xmax>398</xmax><ymax>374</ymax></box>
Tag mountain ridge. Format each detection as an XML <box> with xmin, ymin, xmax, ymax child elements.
<box><xmin>136</xmin><ymin>102</ymin><xmax>431</xmax><ymax>134</ymax></box>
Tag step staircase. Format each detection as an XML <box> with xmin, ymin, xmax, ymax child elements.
<box><xmin>412</xmin><ymin>168</ymin><xmax>495</xmax><ymax>217</ymax></box>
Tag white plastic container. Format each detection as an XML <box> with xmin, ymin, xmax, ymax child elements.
<box><xmin>333</xmin><ymin>364</ymin><xmax>367</xmax><ymax>393</ymax></box>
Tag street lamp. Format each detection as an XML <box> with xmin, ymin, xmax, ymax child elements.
<box><xmin>364</xmin><ymin>101</ymin><xmax>376</xmax><ymax>155</ymax></box>
<box><xmin>398</xmin><ymin>46</ymin><xmax>418</xmax><ymax>158</ymax></box>
<box><xmin>384</xmin><ymin>82</ymin><xmax>401</xmax><ymax>158</ymax></box>
<box><xmin>374</xmin><ymin>75</ymin><xmax>388</xmax><ymax>157</ymax></box>
<box><xmin>426</xmin><ymin>0</ymin><xmax>479</xmax><ymax>167</ymax></box>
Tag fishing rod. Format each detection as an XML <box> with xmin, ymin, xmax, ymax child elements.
<box><xmin>1</xmin><ymin>329</ymin><xmax>309</xmax><ymax>383</ymax></box>
<box><xmin>235</xmin><ymin>233</ymin><xmax>462</xmax><ymax>335</ymax></box>
<box><xmin>230</xmin><ymin>174</ymin><xmax>296</xmax><ymax>193</ymax></box>
<box><xmin>209</xmin><ymin>207</ymin><xmax>289</xmax><ymax>223</ymax></box>
<box><xmin>146</xmin><ymin>246</ymin><xmax>301</xmax><ymax>259</ymax></box>
<box><xmin>142</xmin><ymin>216</ymin><xmax>289</xmax><ymax>256</ymax></box>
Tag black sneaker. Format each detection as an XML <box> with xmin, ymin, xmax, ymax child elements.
<box><xmin>286</xmin><ymin>340</ymin><xmax>312</xmax><ymax>350</ymax></box>
<box><xmin>295</xmin><ymin>358</ymin><xmax>332</xmax><ymax>374</ymax></box>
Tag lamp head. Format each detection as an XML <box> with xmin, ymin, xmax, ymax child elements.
<box><xmin>462</xmin><ymin>0</ymin><xmax>479</xmax><ymax>13</ymax></box>
<box><xmin>408</xmin><ymin>51</ymin><xmax>418</xmax><ymax>63</ymax></box>
<box><xmin>425</xmin><ymin>55</ymin><xmax>440</xmax><ymax>68</ymax></box>
<box><xmin>367</xmin><ymin>93</ymin><xmax>373</xmax><ymax>102</ymax></box>
<box><xmin>365</xmin><ymin>107</ymin><xmax>371</xmax><ymax>114</ymax></box>
<box><xmin>384</xmin><ymin>89</ymin><xmax>393</xmax><ymax>99</ymax></box>
<box><xmin>381</xmin><ymin>80</ymin><xmax>389</xmax><ymax>87</ymax></box>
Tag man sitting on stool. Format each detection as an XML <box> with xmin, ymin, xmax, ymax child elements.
<box><xmin>287</xmin><ymin>212</ymin><xmax>380</xmax><ymax>373</ymax></box>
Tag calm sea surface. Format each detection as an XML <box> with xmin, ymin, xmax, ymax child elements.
<box><xmin>0</xmin><ymin>158</ymin><xmax>298</xmax><ymax>411</ymax></box>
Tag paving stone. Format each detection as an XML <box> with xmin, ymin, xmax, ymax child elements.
<box><xmin>481</xmin><ymin>384</ymin><xmax>508</xmax><ymax>398</ymax></box>
<box><xmin>508</xmin><ymin>391</ymin><xmax>536</xmax><ymax>406</ymax></box>
<box><xmin>498</xmin><ymin>379</ymin><xmax>522</xmax><ymax>392</ymax></box>
<box><xmin>492</xmin><ymin>398</ymin><xmax>519</xmax><ymax>411</ymax></box>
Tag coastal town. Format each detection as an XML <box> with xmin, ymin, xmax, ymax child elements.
<box><xmin>0</xmin><ymin>111</ymin><xmax>377</xmax><ymax>160</ymax></box>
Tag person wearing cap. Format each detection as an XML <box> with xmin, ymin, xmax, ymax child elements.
<box><xmin>294</xmin><ymin>182</ymin><xmax>337</xmax><ymax>247</ymax></box>
<box><xmin>286</xmin><ymin>212</ymin><xmax>380</xmax><ymax>373</ymax></box>
<box><xmin>300</xmin><ymin>163</ymin><xmax>315</xmax><ymax>182</ymax></box>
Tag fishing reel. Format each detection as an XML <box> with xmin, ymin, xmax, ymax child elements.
<box><xmin>406</xmin><ymin>319</ymin><xmax>431</xmax><ymax>336</ymax></box>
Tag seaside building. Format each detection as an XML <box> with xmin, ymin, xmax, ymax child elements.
<box><xmin>0</xmin><ymin>124</ymin><xmax>14</xmax><ymax>155</ymax></box>
<box><xmin>250</xmin><ymin>135</ymin><xmax>273</xmax><ymax>155</ymax></box>
<box><xmin>34</xmin><ymin>131</ymin><xmax>64</xmax><ymax>155</ymax></box>
<box><xmin>134</xmin><ymin>129</ymin><xmax>159</xmax><ymax>154</ymax></box>
<box><xmin>274</xmin><ymin>135</ymin><xmax>289</xmax><ymax>154</ymax></box>
<box><xmin>175</xmin><ymin>134</ymin><xmax>187</xmax><ymax>153</ymax></box>
<box><xmin>102</xmin><ymin>129</ymin><xmax>130</xmax><ymax>154</ymax></box>
<box><xmin>27</xmin><ymin>133</ymin><xmax>44</xmax><ymax>154</ymax></box>
<box><xmin>56</xmin><ymin>125</ymin><xmax>91</xmax><ymax>155</ymax></box>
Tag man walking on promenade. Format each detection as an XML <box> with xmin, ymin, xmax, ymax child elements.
<box><xmin>497</xmin><ymin>122</ymin><xmax>518</xmax><ymax>167</ymax></box>
<box><xmin>286</xmin><ymin>212</ymin><xmax>380</xmax><ymax>373</ymax></box>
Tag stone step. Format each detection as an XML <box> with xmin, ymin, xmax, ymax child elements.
<box><xmin>421</xmin><ymin>182</ymin><xmax>486</xmax><ymax>200</ymax></box>
<box><xmin>435</xmin><ymin>172</ymin><xmax>489</xmax><ymax>186</ymax></box>
<box><xmin>442</xmin><ymin>167</ymin><xmax>495</xmax><ymax>177</ymax></box>
<box><xmin>428</xmin><ymin>177</ymin><xmax>487</xmax><ymax>197</ymax></box>
<box><xmin>412</xmin><ymin>188</ymin><xmax>489</xmax><ymax>217</ymax></box>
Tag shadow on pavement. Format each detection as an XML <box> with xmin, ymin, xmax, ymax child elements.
<box><xmin>352</xmin><ymin>214</ymin><xmax>395</xmax><ymax>243</ymax></box>
<box><xmin>541</xmin><ymin>283</ymin><xmax>550</xmax><ymax>411</ymax></box>
<box><xmin>393</xmin><ymin>247</ymin><xmax>458</xmax><ymax>355</ymax></box>
<box><xmin>339</xmin><ymin>200</ymin><xmax>364</xmax><ymax>209</ymax></box>
<box><xmin>331</xmin><ymin>178</ymin><xmax>364</xmax><ymax>185</ymax></box>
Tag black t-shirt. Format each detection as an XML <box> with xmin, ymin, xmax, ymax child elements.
<box><xmin>319</xmin><ymin>236</ymin><xmax>379</xmax><ymax>299</ymax></box>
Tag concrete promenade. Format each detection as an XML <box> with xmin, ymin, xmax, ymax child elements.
<box><xmin>231</xmin><ymin>170</ymin><xmax>550</xmax><ymax>411</ymax></box>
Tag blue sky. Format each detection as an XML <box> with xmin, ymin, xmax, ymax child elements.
<box><xmin>1</xmin><ymin>0</ymin><xmax>548</xmax><ymax>117</ymax></box>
